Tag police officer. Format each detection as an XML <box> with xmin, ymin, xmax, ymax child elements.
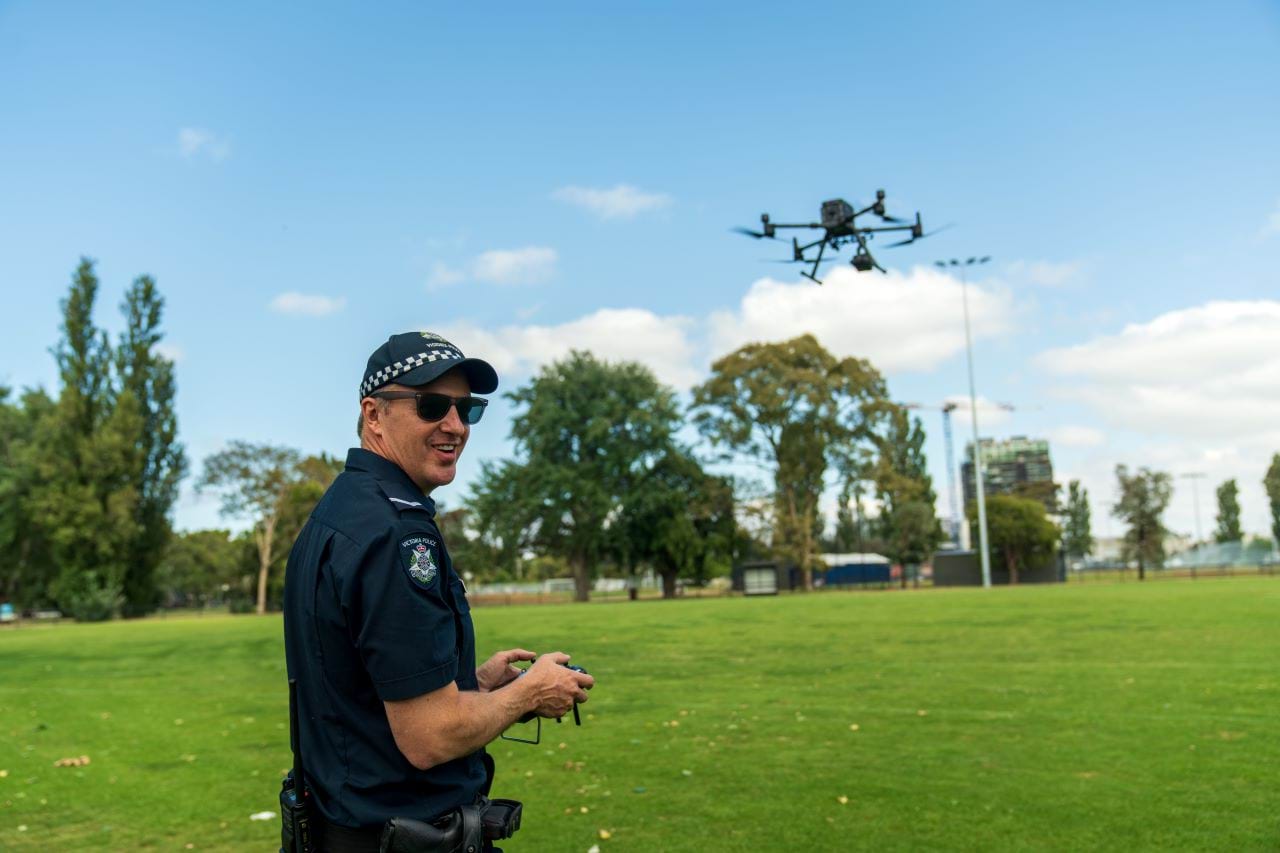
<box><xmin>284</xmin><ymin>332</ymin><xmax>594</xmax><ymax>852</ymax></box>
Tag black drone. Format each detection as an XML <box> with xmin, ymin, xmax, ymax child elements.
<box><xmin>734</xmin><ymin>190</ymin><xmax>944</xmax><ymax>283</ymax></box>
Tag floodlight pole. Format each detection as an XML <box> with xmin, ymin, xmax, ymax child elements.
<box><xmin>1179</xmin><ymin>471</ymin><xmax>1206</xmax><ymax>580</ymax></box>
<box><xmin>937</xmin><ymin>257</ymin><xmax>993</xmax><ymax>588</ymax></box>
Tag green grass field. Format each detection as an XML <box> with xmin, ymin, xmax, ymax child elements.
<box><xmin>1</xmin><ymin>578</ymin><xmax>1277</xmax><ymax>851</ymax></box>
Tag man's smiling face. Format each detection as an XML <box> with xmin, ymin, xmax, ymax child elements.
<box><xmin>364</xmin><ymin>370</ymin><xmax>471</xmax><ymax>494</ymax></box>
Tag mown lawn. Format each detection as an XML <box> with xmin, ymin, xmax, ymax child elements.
<box><xmin>1</xmin><ymin>578</ymin><xmax>1277</xmax><ymax>851</ymax></box>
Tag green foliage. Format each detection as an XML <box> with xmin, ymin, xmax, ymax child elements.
<box><xmin>469</xmin><ymin>351</ymin><xmax>681</xmax><ymax>601</ymax></box>
<box><xmin>872</xmin><ymin>408</ymin><xmax>942</xmax><ymax>573</ymax></box>
<box><xmin>1063</xmin><ymin>479</ymin><xmax>1094</xmax><ymax>559</ymax></box>
<box><xmin>1265</xmin><ymin>454</ymin><xmax>1280</xmax><ymax>546</ymax></box>
<box><xmin>193</xmin><ymin>448</ymin><xmax>339</xmax><ymax>614</ymax></box>
<box><xmin>30</xmin><ymin>259</ymin><xmax>148</xmax><ymax>619</ymax></box>
<box><xmin>830</xmin><ymin>481</ymin><xmax>863</xmax><ymax>553</ymax></box>
<box><xmin>155</xmin><ymin>529</ymin><xmax>246</xmax><ymax>607</ymax></box>
<box><xmin>0</xmin><ymin>259</ymin><xmax>185</xmax><ymax>618</ymax></box>
<box><xmin>197</xmin><ymin>441</ymin><xmax>305</xmax><ymax>614</ymax></box>
<box><xmin>115</xmin><ymin>276</ymin><xmax>187</xmax><ymax>616</ymax></box>
<box><xmin>971</xmin><ymin>494</ymin><xmax>1059</xmax><ymax>584</ymax></box>
<box><xmin>691</xmin><ymin>334</ymin><xmax>891</xmax><ymax>588</ymax></box>
<box><xmin>1214</xmin><ymin>478</ymin><xmax>1242</xmax><ymax>543</ymax></box>
<box><xmin>0</xmin><ymin>388</ymin><xmax>58</xmax><ymax>607</ymax></box>
<box><xmin>55</xmin><ymin>569</ymin><xmax>125</xmax><ymax>622</ymax></box>
<box><xmin>1112</xmin><ymin>464</ymin><xmax>1173</xmax><ymax>579</ymax></box>
<box><xmin>617</xmin><ymin>449</ymin><xmax>735</xmax><ymax>597</ymax></box>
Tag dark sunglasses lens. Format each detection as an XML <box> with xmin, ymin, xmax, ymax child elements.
<box><xmin>414</xmin><ymin>394</ymin><xmax>453</xmax><ymax>422</ymax></box>
<box><xmin>413</xmin><ymin>394</ymin><xmax>487</xmax><ymax>424</ymax></box>
<box><xmin>457</xmin><ymin>398</ymin><xmax>487</xmax><ymax>425</ymax></box>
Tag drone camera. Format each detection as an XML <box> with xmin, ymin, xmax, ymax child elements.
<box><xmin>852</xmin><ymin>252</ymin><xmax>875</xmax><ymax>272</ymax></box>
<box><xmin>821</xmin><ymin>199</ymin><xmax>853</xmax><ymax>230</ymax></box>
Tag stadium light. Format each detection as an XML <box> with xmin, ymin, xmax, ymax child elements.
<box><xmin>936</xmin><ymin>256</ymin><xmax>993</xmax><ymax>588</ymax></box>
<box><xmin>1179</xmin><ymin>471</ymin><xmax>1206</xmax><ymax>580</ymax></box>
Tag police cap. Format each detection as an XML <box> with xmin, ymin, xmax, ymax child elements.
<box><xmin>360</xmin><ymin>331</ymin><xmax>499</xmax><ymax>398</ymax></box>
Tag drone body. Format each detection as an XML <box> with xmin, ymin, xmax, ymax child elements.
<box><xmin>735</xmin><ymin>190</ymin><xmax>943</xmax><ymax>283</ymax></box>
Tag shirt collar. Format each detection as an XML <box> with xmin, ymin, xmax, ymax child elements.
<box><xmin>344</xmin><ymin>448</ymin><xmax>436</xmax><ymax>517</ymax></box>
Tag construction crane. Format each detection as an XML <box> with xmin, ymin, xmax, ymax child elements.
<box><xmin>900</xmin><ymin>400</ymin><xmax>1016</xmax><ymax>547</ymax></box>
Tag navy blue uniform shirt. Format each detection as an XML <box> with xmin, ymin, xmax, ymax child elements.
<box><xmin>283</xmin><ymin>448</ymin><xmax>486</xmax><ymax>829</ymax></box>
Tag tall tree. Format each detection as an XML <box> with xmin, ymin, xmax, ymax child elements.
<box><xmin>691</xmin><ymin>334</ymin><xmax>891</xmax><ymax>589</ymax></box>
<box><xmin>197</xmin><ymin>441</ymin><xmax>304</xmax><ymax>614</ymax></box>
<box><xmin>1213</xmin><ymin>479</ymin><xmax>1242</xmax><ymax>544</ymax></box>
<box><xmin>873</xmin><ymin>408</ymin><xmax>943</xmax><ymax>585</ymax></box>
<box><xmin>115</xmin><ymin>275</ymin><xmax>187</xmax><ymax>616</ymax></box>
<box><xmin>970</xmin><ymin>494</ymin><xmax>1059</xmax><ymax>584</ymax></box>
<box><xmin>1112</xmin><ymin>465</ymin><xmax>1173</xmax><ymax>581</ymax></box>
<box><xmin>1062</xmin><ymin>480</ymin><xmax>1094</xmax><ymax>560</ymax></box>
<box><xmin>618</xmin><ymin>449</ymin><xmax>735</xmax><ymax>598</ymax></box>
<box><xmin>33</xmin><ymin>259</ymin><xmax>141</xmax><ymax>620</ymax></box>
<box><xmin>470</xmin><ymin>352</ymin><xmax>681</xmax><ymax>601</ymax></box>
<box><xmin>1265</xmin><ymin>454</ymin><xmax>1280</xmax><ymax>548</ymax></box>
<box><xmin>263</xmin><ymin>453</ymin><xmax>344</xmax><ymax>608</ymax></box>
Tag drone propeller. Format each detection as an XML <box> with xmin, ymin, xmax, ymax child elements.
<box><xmin>876</xmin><ymin>212</ymin><xmax>908</xmax><ymax>224</ymax></box>
<box><xmin>732</xmin><ymin>226</ymin><xmax>773</xmax><ymax>240</ymax></box>
<box><xmin>885</xmin><ymin>219</ymin><xmax>954</xmax><ymax>248</ymax></box>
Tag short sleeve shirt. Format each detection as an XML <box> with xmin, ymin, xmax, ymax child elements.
<box><xmin>283</xmin><ymin>448</ymin><xmax>485</xmax><ymax>829</ymax></box>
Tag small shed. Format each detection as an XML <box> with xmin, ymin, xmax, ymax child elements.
<box><xmin>819</xmin><ymin>552</ymin><xmax>892</xmax><ymax>586</ymax></box>
<box><xmin>731</xmin><ymin>561</ymin><xmax>803</xmax><ymax>595</ymax></box>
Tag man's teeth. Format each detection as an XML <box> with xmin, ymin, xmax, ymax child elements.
<box><xmin>435</xmin><ymin>444</ymin><xmax>456</xmax><ymax>452</ymax></box>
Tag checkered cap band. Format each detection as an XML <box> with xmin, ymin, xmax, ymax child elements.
<box><xmin>360</xmin><ymin>345</ymin><xmax>464</xmax><ymax>397</ymax></box>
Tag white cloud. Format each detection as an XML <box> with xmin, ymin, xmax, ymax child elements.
<box><xmin>472</xmin><ymin>247</ymin><xmax>557</xmax><ymax>286</ymax></box>
<box><xmin>1004</xmin><ymin>259</ymin><xmax>1081</xmax><ymax>287</ymax></box>
<box><xmin>708</xmin><ymin>265</ymin><xmax>1013</xmax><ymax>373</ymax></box>
<box><xmin>269</xmin><ymin>292</ymin><xmax>347</xmax><ymax>316</ymax></box>
<box><xmin>438</xmin><ymin>308</ymin><xmax>701</xmax><ymax>389</ymax></box>
<box><xmin>551</xmin><ymin>184</ymin><xmax>673</xmax><ymax>220</ymax></box>
<box><xmin>1035</xmin><ymin>300</ymin><xmax>1280</xmax><ymax>440</ymax></box>
<box><xmin>1046</xmin><ymin>424</ymin><xmax>1107</xmax><ymax>448</ymax></box>
<box><xmin>1263</xmin><ymin>199</ymin><xmax>1280</xmax><ymax>237</ymax></box>
<box><xmin>426</xmin><ymin>262</ymin><xmax>465</xmax><ymax>291</ymax></box>
<box><xmin>177</xmin><ymin>127</ymin><xmax>230</xmax><ymax>162</ymax></box>
<box><xmin>1036</xmin><ymin>299</ymin><xmax>1280</xmax><ymax>537</ymax></box>
<box><xmin>154</xmin><ymin>342</ymin><xmax>185</xmax><ymax>363</ymax></box>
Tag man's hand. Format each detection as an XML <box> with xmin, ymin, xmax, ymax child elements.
<box><xmin>520</xmin><ymin>652</ymin><xmax>595</xmax><ymax>718</ymax></box>
<box><xmin>476</xmin><ymin>648</ymin><xmax>536</xmax><ymax>692</ymax></box>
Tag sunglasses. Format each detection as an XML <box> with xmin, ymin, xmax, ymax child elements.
<box><xmin>370</xmin><ymin>391</ymin><xmax>488</xmax><ymax>425</ymax></box>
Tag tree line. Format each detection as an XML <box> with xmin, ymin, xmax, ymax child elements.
<box><xmin>1051</xmin><ymin>464</ymin><xmax>1280</xmax><ymax>582</ymax></box>
<box><xmin>179</xmin><ymin>336</ymin><xmax>948</xmax><ymax>606</ymax></box>
<box><xmin>0</xmin><ymin>262</ymin><xmax>946</xmax><ymax>613</ymax></box>
<box><xmin>9</xmin><ymin>260</ymin><xmax>1280</xmax><ymax>617</ymax></box>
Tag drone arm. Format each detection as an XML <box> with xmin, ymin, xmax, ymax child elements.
<box><xmin>858</xmin><ymin>223</ymin><xmax>914</xmax><ymax>234</ymax></box>
<box><xmin>767</xmin><ymin>222</ymin><xmax>823</xmax><ymax>230</ymax></box>
<box><xmin>807</xmin><ymin>237</ymin><xmax>828</xmax><ymax>282</ymax></box>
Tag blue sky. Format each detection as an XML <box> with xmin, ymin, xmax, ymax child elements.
<box><xmin>2</xmin><ymin>2</ymin><xmax>1279</xmax><ymax>541</ymax></box>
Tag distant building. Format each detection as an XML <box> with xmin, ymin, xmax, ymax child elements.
<box><xmin>962</xmin><ymin>436</ymin><xmax>1057</xmax><ymax>512</ymax></box>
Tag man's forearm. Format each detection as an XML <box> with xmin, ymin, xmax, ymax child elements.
<box><xmin>385</xmin><ymin>679</ymin><xmax>533</xmax><ymax>770</ymax></box>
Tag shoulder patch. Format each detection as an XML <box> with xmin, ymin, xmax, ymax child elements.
<box><xmin>399</xmin><ymin>534</ymin><xmax>441</xmax><ymax>588</ymax></box>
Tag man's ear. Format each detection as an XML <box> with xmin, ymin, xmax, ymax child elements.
<box><xmin>361</xmin><ymin>397</ymin><xmax>383</xmax><ymax>438</ymax></box>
